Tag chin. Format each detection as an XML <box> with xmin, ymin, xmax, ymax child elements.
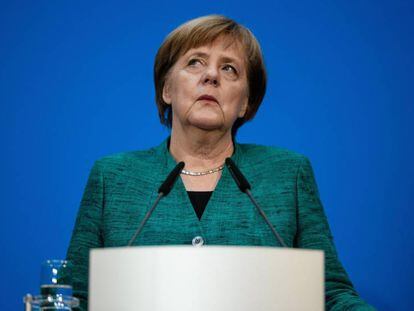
<box><xmin>189</xmin><ymin>117</ymin><xmax>224</xmax><ymax>131</ymax></box>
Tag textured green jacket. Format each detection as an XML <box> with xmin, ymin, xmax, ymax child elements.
<box><xmin>67</xmin><ymin>139</ymin><xmax>375</xmax><ymax>310</ymax></box>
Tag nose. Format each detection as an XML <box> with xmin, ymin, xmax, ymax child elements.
<box><xmin>202</xmin><ymin>66</ymin><xmax>219</xmax><ymax>86</ymax></box>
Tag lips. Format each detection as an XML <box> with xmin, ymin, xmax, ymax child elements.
<box><xmin>197</xmin><ymin>94</ymin><xmax>218</xmax><ymax>104</ymax></box>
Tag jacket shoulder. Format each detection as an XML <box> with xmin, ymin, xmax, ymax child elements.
<box><xmin>92</xmin><ymin>146</ymin><xmax>161</xmax><ymax>176</ymax></box>
<box><xmin>238</xmin><ymin>143</ymin><xmax>307</xmax><ymax>164</ymax></box>
<box><xmin>236</xmin><ymin>143</ymin><xmax>311</xmax><ymax>190</ymax></box>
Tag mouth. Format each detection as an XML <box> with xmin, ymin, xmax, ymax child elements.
<box><xmin>197</xmin><ymin>94</ymin><xmax>219</xmax><ymax>104</ymax></box>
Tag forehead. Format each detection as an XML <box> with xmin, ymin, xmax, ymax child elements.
<box><xmin>182</xmin><ymin>36</ymin><xmax>247</xmax><ymax>63</ymax></box>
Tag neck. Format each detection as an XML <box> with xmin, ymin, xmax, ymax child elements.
<box><xmin>169</xmin><ymin>126</ymin><xmax>234</xmax><ymax>171</ymax></box>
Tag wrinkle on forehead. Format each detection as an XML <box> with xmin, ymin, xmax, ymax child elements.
<box><xmin>184</xmin><ymin>35</ymin><xmax>247</xmax><ymax>64</ymax></box>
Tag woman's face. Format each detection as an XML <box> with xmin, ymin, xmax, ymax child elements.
<box><xmin>162</xmin><ymin>36</ymin><xmax>249</xmax><ymax>133</ymax></box>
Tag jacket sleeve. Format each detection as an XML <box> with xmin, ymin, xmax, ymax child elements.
<box><xmin>295</xmin><ymin>157</ymin><xmax>375</xmax><ymax>310</ymax></box>
<box><xmin>66</xmin><ymin>160</ymin><xmax>105</xmax><ymax>311</ymax></box>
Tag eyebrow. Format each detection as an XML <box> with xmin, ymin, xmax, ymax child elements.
<box><xmin>187</xmin><ymin>51</ymin><xmax>242</xmax><ymax>65</ymax></box>
<box><xmin>188</xmin><ymin>52</ymin><xmax>209</xmax><ymax>59</ymax></box>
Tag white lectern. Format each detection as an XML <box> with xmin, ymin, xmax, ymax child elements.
<box><xmin>89</xmin><ymin>246</ymin><xmax>324</xmax><ymax>311</ymax></box>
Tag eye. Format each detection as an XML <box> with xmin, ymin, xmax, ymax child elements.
<box><xmin>187</xmin><ymin>58</ymin><xmax>203</xmax><ymax>66</ymax></box>
<box><xmin>222</xmin><ymin>64</ymin><xmax>238</xmax><ymax>74</ymax></box>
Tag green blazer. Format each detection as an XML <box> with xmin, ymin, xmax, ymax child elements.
<box><xmin>67</xmin><ymin>138</ymin><xmax>375</xmax><ymax>310</ymax></box>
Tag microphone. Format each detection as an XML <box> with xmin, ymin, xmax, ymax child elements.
<box><xmin>225</xmin><ymin>158</ymin><xmax>287</xmax><ymax>247</ymax></box>
<box><xmin>128</xmin><ymin>161</ymin><xmax>185</xmax><ymax>246</ymax></box>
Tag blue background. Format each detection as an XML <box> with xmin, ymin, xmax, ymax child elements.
<box><xmin>1</xmin><ymin>1</ymin><xmax>413</xmax><ymax>310</ymax></box>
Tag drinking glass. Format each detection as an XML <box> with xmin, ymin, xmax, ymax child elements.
<box><xmin>23</xmin><ymin>259</ymin><xmax>79</xmax><ymax>310</ymax></box>
<box><xmin>40</xmin><ymin>260</ymin><xmax>73</xmax><ymax>297</ymax></box>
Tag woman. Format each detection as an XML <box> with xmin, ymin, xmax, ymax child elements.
<box><xmin>67</xmin><ymin>15</ymin><xmax>375</xmax><ymax>310</ymax></box>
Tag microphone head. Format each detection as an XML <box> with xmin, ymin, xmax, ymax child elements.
<box><xmin>158</xmin><ymin>161</ymin><xmax>185</xmax><ymax>195</ymax></box>
<box><xmin>225</xmin><ymin>158</ymin><xmax>251</xmax><ymax>193</ymax></box>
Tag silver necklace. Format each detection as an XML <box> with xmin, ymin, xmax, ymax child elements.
<box><xmin>181</xmin><ymin>164</ymin><xmax>225</xmax><ymax>176</ymax></box>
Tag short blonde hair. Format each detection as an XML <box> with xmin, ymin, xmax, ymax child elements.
<box><xmin>154</xmin><ymin>15</ymin><xmax>267</xmax><ymax>135</ymax></box>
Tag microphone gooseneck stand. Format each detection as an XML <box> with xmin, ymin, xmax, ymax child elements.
<box><xmin>128</xmin><ymin>159</ymin><xmax>286</xmax><ymax>248</ymax></box>
<box><xmin>127</xmin><ymin>162</ymin><xmax>185</xmax><ymax>246</ymax></box>
<box><xmin>225</xmin><ymin>158</ymin><xmax>287</xmax><ymax>248</ymax></box>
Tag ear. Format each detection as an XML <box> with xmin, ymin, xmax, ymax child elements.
<box><xmin>162</xmin><ymin>80</ymin><xmax>172</xmax><ymax>105</ymax></box>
